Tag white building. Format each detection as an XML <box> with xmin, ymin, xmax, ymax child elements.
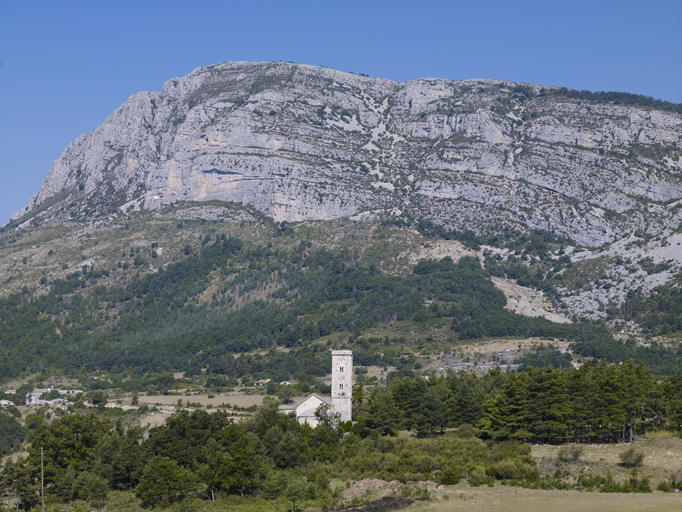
<box><xmin>285</xmin><ymin>350</ymin><xmax>353</xmax><ymax>426</ymax></box>
<box><xmin>25</xmin><ymin>388</ymin><xmax>82</xmax><ymax>406</ymax></box>
<box><xmin>286</xmin><ymin>393</ymin><xmax>330</xmax><ymax>428</ymax></box>
<box><xmin>27</xmin><ymin>391</ymin><xmax>46</xmax><ymax>405</ymax></box>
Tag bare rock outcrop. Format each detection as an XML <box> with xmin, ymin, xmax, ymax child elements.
<box><xmin>11</xmin><ymin>61</ymin><xmax>682</xmax><ymax>248</ymax></box>
<box><xmin>341</xmin><ymin>479</ymin><xmax>442</xmax><ymax>500</ymax></box>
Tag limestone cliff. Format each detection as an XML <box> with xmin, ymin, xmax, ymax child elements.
<box><xmin>12</xmin><ymin>62</ymin><xmax>682</xmax><ymax>247</ymax></box>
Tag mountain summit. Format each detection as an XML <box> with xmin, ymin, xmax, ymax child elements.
<box><xmin>11</xmin><ymin>61</ymin><xmax>682</xmax><ymax>247</ymax></box>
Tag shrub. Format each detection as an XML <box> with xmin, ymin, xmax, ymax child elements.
<box><xmin>261</xmin><ymin>470</ymin><xmax>292</xmax><ymax>499</ymax></box>
<box><xmin>456</xmin><ymin>424</ymin><xmax>476</xmax><ymax>439</ymax></box>
<box><xmin>439</xmin><ymin>467</ymin><xmax>461</xmax><ymax>485</ymax></box>
<box><xmin>657</xmin><ymin>466</ymin><xmax>682</xmax><ymax>492</ymax></box>
<box><xmin>495</xmin><ymin>459</ymin><xmax>516</xmax><ymax>479</ymax></box>
<box><xmin>557</xmin><ymin>445</ymin><xmax>584</xmax><ymax>462</ymax></box>
<box><xmin>619</xmin><ymin>446</ymin><xmax>645</xmax><ymax>467</ymax></box>
<box><xmin>577</xmin><ymin>472</ymin><xmax>609</xmax><ymax>491</ymax></box>
<box><xmin>72</xmin><ymin>471</ymin><xmax>109</xmax><ymax>506</ymax></box>
<box><xmin>91</xmin><ymin>391</ymin><xmax>107</xmax><ymax>406</ymax></box>
<box><xmin>538</xmin><ymin>457</ymin><xmax>556</xmax><ymax>475</ymax></box>
<box><xmin>468</xmin><ymin>466</ymin><xmax>487</xmax><ymax>486</ymax></box>
<box><xmin>493</xmin><ymin>458</ymin><xmax>538</xmax><ymax>481</ymax></box>
<box><xmin>494</xmin><ymin>459</ymin><xmax>520</xmax><ymax>479</ymax></box>
<box><xmin>600</xmin><ymin>470</ymin><xmax>651</xmax><ymax>493</ymax></box>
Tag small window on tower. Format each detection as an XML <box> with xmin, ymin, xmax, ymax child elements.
<box><xmin>340</xmin><ymin>367</ymin><xmax>343</xmax><ymax>372</ymax></box>
<box><xmin>340</xmin><ymin>383</ymin><xmax>343</xmax><ymax>390</ymax></box>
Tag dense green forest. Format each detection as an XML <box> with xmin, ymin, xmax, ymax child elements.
<box><xmin>478</xmin><ymin>360</ymin><xmax>682</xmax><ymax>443</ymax></box>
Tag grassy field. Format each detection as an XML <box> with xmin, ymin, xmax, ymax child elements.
<box><xmin>532</xmin><ymin>430</ymin><xmax>682</xmax><ymax>489</ymax></box>
<box><xmin>411</xmin><ymin>486</ymin><xmax>682</xmax><ymax>512</ymax></box>
<box><xmin>451</xmin><ymin>338</ymin><xmax>571</xmax><ymax>355</ymax></box>
<box><xmin>39</xmin><ymin>486</ymin><xmax>682</xmax><ymax>512</ymax></box>
<box><xmin>369</xmin><ymin>431</ymin><xmax>682</xmax><ymax>512</ymax></box>
<box><xmin>138</xmin><ymin>393</ymin><xmax>273</xmax><ymax>408</ymax></box>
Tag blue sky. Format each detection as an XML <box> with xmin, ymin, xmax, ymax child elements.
<box><xmin>0</xmin><ymin>0</ymin><xmax>680</xmax><ymax>223</ymax></box>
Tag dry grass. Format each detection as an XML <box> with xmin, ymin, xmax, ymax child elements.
<box><xmin>398</xmin><ymin>431</ymin><xmax>682</xmax><ymax>512</ymax></box>
<box><xmin>138</xmin><ymin>393</ymin><xmax>289</xmax><ymax>409</ymax></box>
<box><xmin>453</xmin><ymin>338</ymin><xmax>571</xmax><ymax>355</ymax></box>
<box><xmin>138</xmin><ymin>411</ymin><xmax>172</xmax><ymax>429</ymax></box>
<box><xmin>136</xmin><ymin>394</ymin><xmax>271</xmax><ymax>429</ymax></box>
<box><xmin>411</xmin><ymin>486</ymin><xmax>682</xmax><ymax>512</ymax></box>
<box><xmin>532</xmin><ymin>431</ymin><xmax>682</xmax><ymax>488</ymax></box>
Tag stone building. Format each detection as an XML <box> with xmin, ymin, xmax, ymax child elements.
<box><xmin>287</xmin><ymin>393</ymin><xmax>330</xmax><ymax>428</ymax></box>
<box><xmin>330</xmin><ymin>349</ymin><xmax>352</xmax><ymax>423</ymax></box>
<box><xmin>285</xmin><ymin>349</ymin><xmax>353</xmax><ymax>426</ymax></box>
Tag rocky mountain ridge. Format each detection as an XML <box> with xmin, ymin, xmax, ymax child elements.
<box><xmin>1</xmin><ymin>64</ymin><xmax>682</xmax><ymax>388</ymax></box>
<box><xmin>11</xmin><ymin>61</ymin><xmax>682</xmax><ymax>248</ymax></box>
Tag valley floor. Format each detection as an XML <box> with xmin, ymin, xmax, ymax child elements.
<box><xmin>410</xmin><ymin>487</ymin><xmax>682</xmax><ymax>512</ymax></box>
<box><xmin>37</xmin><ymin>486</ymin><xmax>682</xmax><ymax>512</ymax></box>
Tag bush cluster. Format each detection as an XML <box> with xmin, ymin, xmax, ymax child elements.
<box><xmin>1</xmin><ymin>403</ymin><xmax>539</xmax><ymax>510</ymax></box>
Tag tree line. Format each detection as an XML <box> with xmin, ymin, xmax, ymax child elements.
<box><xmin>353</xmin><ymin>360</ymin><xmax>682</xmax><ymax>444</ymax></box>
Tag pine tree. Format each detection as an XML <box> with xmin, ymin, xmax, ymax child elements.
<box><xmin>363</xmin><ymin>388</ymin><xmax>401</xmax><ymax>435</ymax></box>
<box><xmin>135</xmin><ymin>456</ymin><xmax>196</xmax><ymax>506</ymax></box>
<box><xmin>456</xmin><ymin>381</ymin><xmax>483</xmax><ymax>426</ymax></box>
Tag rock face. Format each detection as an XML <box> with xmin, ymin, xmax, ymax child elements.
<box><xmin>340</xmin><ymin>479</ymin><xmax>442</xmax><ymax>500</ymax></box>
<box><xmin>12</xmin><ymin>62</ymin><xmax>682</xmax><ymax>247</ymax></box>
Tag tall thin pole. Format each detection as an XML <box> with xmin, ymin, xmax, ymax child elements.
<box><xmin>40</xmin><ymin>448</ymin><xmax>44</xmax><ymax>512</ymax></box>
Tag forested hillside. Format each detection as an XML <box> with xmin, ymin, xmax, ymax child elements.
<box><xmin>1</xmin><ymin>214</ymin><xmax>682</xmax><ymax>384</ymax></box>
<box><xmin>0</xmin><ymin>229</ymin><xmax>558</xmax><ymax>379</ymax></box>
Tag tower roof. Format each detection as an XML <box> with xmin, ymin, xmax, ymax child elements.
<box><xmin>331</xmin><ymin>350</ymin><xmax>353</xmax><ymax>356</ymax></box>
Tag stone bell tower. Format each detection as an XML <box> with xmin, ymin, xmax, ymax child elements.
<box><xmin>331</xmin><ymin>350</ymin><xmax>353</xmax><ymax>422</ymax></box>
